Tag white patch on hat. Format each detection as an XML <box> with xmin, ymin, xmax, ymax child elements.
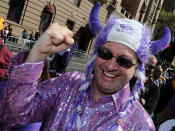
<box><xmin>107</xmin><ymin>18</ymin><xmax>143</xmax><ymax>52</ymax></box>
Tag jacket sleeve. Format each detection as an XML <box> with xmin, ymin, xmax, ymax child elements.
<box><xmin>0</xmin><ymin>52</ymin><xmax>61</xmax><ymax>128</ymax></box>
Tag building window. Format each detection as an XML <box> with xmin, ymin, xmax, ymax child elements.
<box><xmin>109</xmin><ymin>0</ymin><xmax>116</xmax><ymax>6</ymax></box>
<box><xmin>66</xmin><ymin>20</ymin><xmax>74</xmax><ymax>31</ymax></box>
<box><xmin>73</xmin><ymin>0</ymin><xmax>81</xmax><ymax>7</ymax></box>
<box><xmin>139</xmin><ymin>2</ymin><xmax>146</xmax><ymax>22</ymax></box>
<box><xmin>150</xmin><ymin>5</ymin><xmax>156</xmax><ymax>18</ymax></box>
<box><xmin>129</xmin><ymin>15</ymin><xmax>133</xmax><ymax>19</ymax></box>
<box><xmin>121</xmin><ymin>8</ymin><xmax>125</xmax><ymax>15</ymax></box>
<box><xmin>7</xmin><ymin>0</ymin><xmax>25</xmax><ymax>23</ymax></box>
<box><xmin>141</xmin><ymin>2</ymin><xmax>146</xmax><ymax>12</ymax></box>
<box><xmin>88</xmin><ymin>0</ymin><xmax>95</xmax><ymax>4</ymax></box>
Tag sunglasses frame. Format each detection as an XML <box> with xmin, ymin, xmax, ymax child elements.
<box><xmin>98</xmin><ymin>47</ymin><xmax>137</xmax><ymax>69</ymax></box>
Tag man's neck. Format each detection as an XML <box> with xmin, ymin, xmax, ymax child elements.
<box><xmin>93</xmin><ymin>88</ymin><xmax>104</xmax><ymax>101</ymax></box>
<box><xmin>92</xmin><ymin>82</ymin><xmax>114</xmax><ymax>101</ymax></box>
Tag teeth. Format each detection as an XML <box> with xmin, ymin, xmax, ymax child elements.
<box><xmin>104</xmin><ymin>71</ymin><xmax>116</xmax><ymax>78</ymax></box>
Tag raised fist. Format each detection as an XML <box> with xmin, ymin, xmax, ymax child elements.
<box><xmin>25</xmin><ymin>23</ymin><xmax>74</xmax><ymax>63</ymax></box>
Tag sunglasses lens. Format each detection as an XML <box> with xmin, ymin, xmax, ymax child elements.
<box><xmin>98</xmin><ymin>48</ymin><xmax>112</xmax><ymax>60</ymax></box>
<box><xmin>98</xmin><ymin>48</ymin><xmax>135</xmax><ymax>68</ymax></box>
<box><xmin>149</xmin><ymin>65</ymin><xmax>155</xmax><ymax>69</ymax></box>
<box><xmin>117</xmin><ymin>57</ymin><xmax>133</xmax><ymax>68</ymax></box>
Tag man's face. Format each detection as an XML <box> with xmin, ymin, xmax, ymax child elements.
<box><xmin>93</xmin><ymin>42</ymin><xmax>138</xmax><ymax>96</ymax></box>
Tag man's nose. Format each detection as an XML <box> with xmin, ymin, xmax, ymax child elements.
<box><xmin>106</xmin><ymin>57</ymin><xmax>119</xmax><ymax>71</ymax></box>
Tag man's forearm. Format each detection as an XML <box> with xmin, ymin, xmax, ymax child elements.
<box><xmin>25</xmin><ymin>45</ymin><xmax>49</xmax><ymax>63</ymax></box>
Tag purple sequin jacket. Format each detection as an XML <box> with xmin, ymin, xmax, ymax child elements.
<box><xmin>0</xmin><ymin>52</ymin><xmax>155</xmax><ymax>130</ymax></box>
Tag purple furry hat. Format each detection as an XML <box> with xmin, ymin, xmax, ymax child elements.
<box><xmin>83</xmin><ymin>2</ymin><xmax>171</xmax><ymax>97</ymax></box>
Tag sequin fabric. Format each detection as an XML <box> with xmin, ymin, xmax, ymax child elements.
<box><xmin>0</xmin><ymin>52</ymin><xmax>155</xmax><ymax>130</ymax></box>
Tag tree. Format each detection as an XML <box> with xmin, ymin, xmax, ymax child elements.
<box><xmin>154</xmin><ymin>9</ymin><xmax>175</xmax><ymax>65</ymax></box>
<box><xmin>155</xmin><ymin>9</ymin><xmax>175</xmax><ymax>38</ymax></box>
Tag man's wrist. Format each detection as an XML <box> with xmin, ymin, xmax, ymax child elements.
<box><xmin>25</xmin><ymin>48</ymin><xmax>48</xmax><ymax>63</ymax></box>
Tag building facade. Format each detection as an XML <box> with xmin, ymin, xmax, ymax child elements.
<box><xmin>0</xmin><ymin>0</ymin><xmax>164</xmax><ymax>53</ymax></box>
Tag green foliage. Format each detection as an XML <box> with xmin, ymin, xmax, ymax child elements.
<box><xmin>155</xmin><ymin>9</ymin><xmax>175</xmax><ymax>37</ymax></box>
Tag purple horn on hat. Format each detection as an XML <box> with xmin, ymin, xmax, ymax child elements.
<box><xmin>89</xmin><ymin>2</ymin><xmax>103</xmax><ymax>37</ymax></box>
<box><xmin>150</xmin><ymin>27</ymin><xmax>171</xmax><ymax>54</ymax></box>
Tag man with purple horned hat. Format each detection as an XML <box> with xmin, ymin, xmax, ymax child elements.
<box><xmin>0</xmin><ymin>3</ymin><xmax>171</xmax><ymax>130</ymax></box>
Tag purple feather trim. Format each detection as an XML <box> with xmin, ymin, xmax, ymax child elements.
<box><xmin>133</xmin><ymin>66</ymin><xmax>145</xmax><ymax>93</ymax></box>
<box><xmin>134</xmin><ymin>26</ymin><xmax>151</xmax><ymax>93</ymax></box>
<box><xmin>136</xmin><ymin>26</ymin><xmax>150</xmax><ymax>63</ymax></box>
<box><xmin>85</xmin><ymin>51</ymin><xmax>97</xmax><ymax>81</ymax></box>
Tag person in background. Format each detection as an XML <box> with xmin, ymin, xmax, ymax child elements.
<box><xmin>0</xmin><ymin>37</ymin><xmax>12</xmax><ymax>81</ymax></box>
<box><xmin>155</xmin><ymin>66</ymin><xmax>175</xmax><ymax>123</ymax></box>
<box><xmin>3</xmin><ymin>24</ymin><xmax>13</xmax><ymax>40</ymax></box>
<box><xmin>3</xmin><ymin>24</ymin><xmax>11</xmax><ymax>43</ymax></box>
<box><xmin>0</xmin><ymin>3</ymin><xmax>171</xmax><ymax>130</ymax></box>
<box><xmin>4</xmin><ymin>24</ymin><xmax>12</xmax><ymax>31</ymax></box>
<box><xmin>0</xmin><ymin>18</ymin><xmax>4</xmax><ymax>36</ymax></box>
<box><xmin>140</xmin><ymin>55</ymin><xmax>161</xmax><ymax>117</ymax></box>
<box><xmin>148</xmin><ymin>55</ymin><xmax>158</xmax><ymax>67</ymax></box>
<box><xmin>3</xmin><ymin>24</ymin><xmax>13</xmax><ymax>42</ymax></box>
<box><xmin>156</xmin><ymin>95</ymin><xmax>175</xmax><ymax>130</ymax></box>
<box><xmin>141</xmin><ymin>67</ymin><xmax>162</xmax><ymax>115</ymax></box>
<box><xmin>145</xmin><ymin>55</ymin><xmax>158</xmax><ymax>80</ymax></box>
<box><xmin>35</xmin><ymin>31</ymin><xmax>41</xmax><ymax>41</ymax></box>
<box><xmin>29</xmin><ymin>31</ymin><xmax>35</xmax><ymax>41</ymax></box>
<box><xmin>22</xmin><ymin>29</ymin><xmax>28</xmax><ymax>39</ymax></box>
<box><xmin>161</xmin><ymin>65</ymin><xmax>169</xmax><ymax>85</ymax></box>
<box><xmin>22</xmin><ymin>29</ymin><xmax>29</xmax><ymax>47</ymax></box>
<box><xmin>6</xmin><ymin>27</ymin><xmax>13</xmax><ymax>39</ymax></box>
<box><xmin>29</xmin><ymin>31</ymin><xmax>35</xmax><ymax>49</ymax></box>
<box><xmin>0</xmin><ymin>35</ymin><xmax>12</xmax><ymax>100</ymax></box>
<box><xmin>49</xmin><ymin>48</ymin><xmax>72</xmax><ymax>77</ymax></box>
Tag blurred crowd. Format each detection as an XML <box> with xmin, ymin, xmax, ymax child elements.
<box><xmin>139</xmin><ymin>55</ymin><xmax>175</xmax><ymax>127</ymax></box>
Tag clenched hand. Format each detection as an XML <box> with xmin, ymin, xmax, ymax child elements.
<box><xmin>25</xmin><ymin>23</ymin><xmax>74</xmax><ymax>63</ymax></box>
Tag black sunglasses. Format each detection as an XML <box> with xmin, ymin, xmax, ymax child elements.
<box><xmin>98</xmin><ymin>47</ymin><xmax>137</xmax><ymax>69</ymax></box>
<box><xmin>148</xmin><ymin>65</ymin><xmax>156</xmax><ymax>70</ymax></box>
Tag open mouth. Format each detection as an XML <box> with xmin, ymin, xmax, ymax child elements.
<box><xmin>103</xmin><ymin>71</ymin><xmax>117</xmax><ymax>78</ymax></box>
